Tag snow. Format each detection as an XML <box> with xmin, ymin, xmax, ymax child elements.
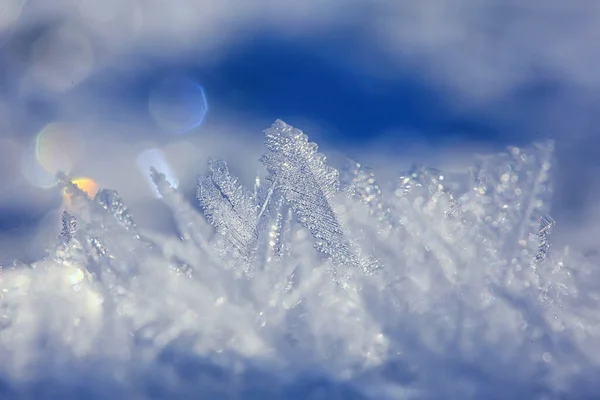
<box><xmin>0</xmin><ymin>120</ymin><xmax>598</xmax><ymax>398</ymax></box>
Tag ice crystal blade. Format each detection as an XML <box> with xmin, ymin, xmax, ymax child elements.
<box><xmin>94</xmin><ymin>189</ymin><xmax>136</xmax><ymax>231</ymax></box>
<box><xmin>535</xmin><ymin>214</ymin><xmax>556</xmax><ymax>264</ymax></box>
<box><xmin>150</xmin><ymin>168</ymin><xmax>214</xmax><ymax>247</ymax></box>
<box><xmin>197</xmin><ymin>159</ymin><xmax>261</xmax><ymax>268</ymax></box>
<box><xmin>59</xmin><ymin>210</ymin><xmax>77</xmax><ymax>243</ymax></box>
<box><xmin>263</xmin><ymin>190</ymin><xmax>290</xmax><ymax>260</ymax></box>
<box><xmin>54</xmin><ymin>210</ymin><xmax>86</xmax><ymax>269</ymax></box>
<box><xmin>149</xmin><ymin>167</ymin><xmax>230</xmax><ymax>285</ymax></box>
<box><xmin>260</xmin><ymin>119</ymin><xmax>380</xmax><ymax>276</ymax></box>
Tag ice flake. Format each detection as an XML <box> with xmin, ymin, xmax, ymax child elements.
<box><xmin>60</xmin><ymin>210</ymin><xmax>77</xmax><ymax>243</ymax></box>
<box><xmin>198</xmin><ymin>159</ymin><xmax>261</xmax><ymax>268</ymax></box>
<box><xmin>150</xmin><ymin>167</ymin><xmax>213</xmax><ymax>247</ymax></box>
<box><xmin>535</xmin><ymin>214</ymin><xmax>556</xmax><ymax>264</ymax></box>
<box><xmin>95</xmin><ymin>189</ymin><xmax>136</xmax><ymax>231</ymax></box>
<box><xmin>260</xmin><ymin>120</ymin><xmax>380</xmax><ymax>276</ymax></box>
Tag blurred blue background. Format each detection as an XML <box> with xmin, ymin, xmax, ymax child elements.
<box><xmin>1</xmin><ymin>0</ymin><xmax>600</xmax><ymax>263</ymax></box>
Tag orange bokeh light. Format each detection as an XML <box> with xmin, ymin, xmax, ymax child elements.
<box><xmin>63</xmin><ymin>177</ymin><xmax>99</xmax><ymax>205</ymax></box>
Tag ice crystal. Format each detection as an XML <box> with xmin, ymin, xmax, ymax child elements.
<box><xmin>198</xmin><ymin>159</ymin><xmax>261</xmax><ymax>270</ymax></box>
<box><xmin>60</xmin><ymin>210</ymin><xmax>77</xmax><ymax>243</ymax></box>
<box><xmin>95</xmin><ymin>189</ymin><xmax>137</xmax><ymax>231</ymax></box>
<box><xmin>536</xmin><ymin>214</ymin><xmax>556</xmax><ymax>260</ymax></box>
<box><xmin>261</xmin><ymin>119</ymin><xmax>381</xmax><ymax>276</ymax></box>
<box><xmin>1</xmin><ymin>121</ymin><xmax>599</xmax><ymax>399</ymax></box>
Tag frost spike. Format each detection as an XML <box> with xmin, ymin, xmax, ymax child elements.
<box><xmin>260</xmin><ymin>119</ymin><xmax>380</xmax><ymax>275</ymax></box>
<box><xmin>60</xmin><ymin>210</ymin><xmax>77</xmax><ymax>243</ymax></box>
<box><xmin>535</xmin><ymin>214</ymin><xmax>555</xmax><ymax>264</ymax></box>
<box><xmin>150</xmin><ymin>167</ymin><xmax>215</xmax><ymax>254</ymax></box>
<box><xmin>197</xmin><ymin>160</ymin><xmax>261</xmax><ymax>266</ymax></box>
<box><xmin>94</xmin><ymin>189</ymin><xmax>136</xmax><ymax>231</ymax></box>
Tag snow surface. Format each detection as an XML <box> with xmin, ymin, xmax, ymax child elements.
<box><xmin>0</xmin><ymin>120</ymin><xmax>599</xmax><ymax>399</ymax></box>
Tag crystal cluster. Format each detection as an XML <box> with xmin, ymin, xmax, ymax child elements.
<box><xmin>0</xmin><ymin>120</ymin><xmax>598</xmax><ymax>398</ymax></box>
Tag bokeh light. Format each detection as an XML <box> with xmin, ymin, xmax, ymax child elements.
<box><xmin>35</xmin><ymin>122</ymin><xmax>82</xmax><ymax>176</ymax></box>
<box><xmin>148</xmin><ymin>76</ymin><xmax>208</xmax><ymax>135</ymax></box>
<box><xmin>63</xmin><ymin>177</ymin><xmax>99</xmax><ymax>206</ymax></box>
<box><xmin>20</xmin><ymin>143</ymin><xmax>56</xmax><ymax>189</ymax></box>
<box><xmin>21</xmin><ymin>123</ymin><xmax>84</xmax><ymax>190</ymax></box>
<box><xmin>136</xmin><ymin>148</ymin><xmax>178</xmax><ymax>198</ymax></box>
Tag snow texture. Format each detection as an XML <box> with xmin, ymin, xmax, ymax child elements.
<box><xmin>0</xmin><ymin>121</ymin><xmax>599</xmax><ymax>399</ymax></box>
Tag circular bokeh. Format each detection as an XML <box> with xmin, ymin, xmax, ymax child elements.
<box><xmin>148</xmin><ymin>76</ymin><xmax>208</xmax><ymax>135</ymax></box>
<box><xmin>35</xmin><ymin>122</ymin><xmax>82</xmax><ymax>176</ymax></box>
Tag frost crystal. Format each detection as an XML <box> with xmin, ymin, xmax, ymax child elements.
<box><xmin>536</xmin><ymin>214</ymin><xmax>556</xmax><ymax>264</ymax></box>
<box><xmin>60</xmin><ymin>210</ymin><xmax>77</xmax><ymax>243</ymax></box>
<box><xmin>261</xmin><ymin>119</ymin><xmax>381</xmax><ymax>276</ymax></box>
<box><xmin>0</xmin><ymin>121</ymin><xmax>598</xmax><ymax>399</ymax></box>
<box><xmin>198</xmin><ymin>159</ymin><xmax>261</xmax><ymax>269</ymax></box>
<box><xmin>95</xmin><ymin>189</ymin><xmax>136</xmax><ymax>231</ymax></box>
